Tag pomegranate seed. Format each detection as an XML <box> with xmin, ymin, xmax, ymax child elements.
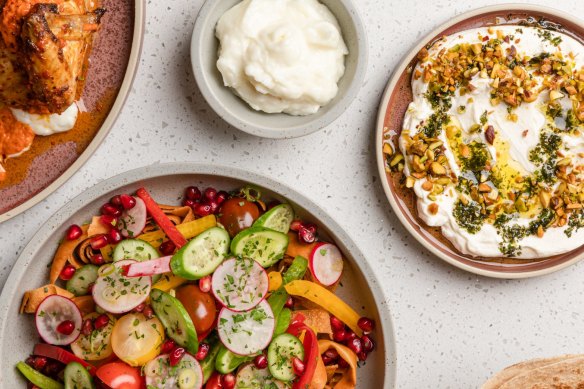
<box><xmin>99</xmin><ymin>214</ymin><xmax>118</xmax><ymax>229</ymax></box>
<box><xmin>183</xmin><ymin>199</ymin><xmax>195</xmax><ymax>208</ymax></box>
<box><xmin>324</xmin><ymin>348</ymin><xmax>339</xmax><ymax>360</ymax></box>
<box><xmin>361</xmin><ymin>334</ymin><xmax>375</xmax><ymax>353</ymax></box>
<box><xmin>169</xmin><ymin>347</ymin><xmax>186</xmax><ymax>366</ymax></box>
<box><xmin>347</xmin><ymin>337</ymin><xmax>363</xmax><ymax>354</ymax></box>
<box><xmin>322</xmin><ymin>349</ymin><xmax>339</xmax><ymax>365</ymax></box>
<box><xmin>185</xmin><ymin>186</ymin><xmax>202</xmax><ymax>201</ymax></box>
<box><xmin>208</xmin><ymin>200</ymin><xmax>219</xmax><ymax>214</ymax></box>
<box><xmin>338</xmin><ymin>358</ymin><xmax>349</xmax><ymax>368</ymax></box>
<box><xmin>358</xmin><ymin>351</ymin><xmax>368</xmax><ymax>361</ymax></box>
<box><xmin>101</xmin><ymin>203</ymin><xmax>121</xmax><ymax>217</ymax></box>
<box><xmin>110</xmin><ymin>195</ymin><xmax>123</xmax><ymax>207</ymax></box>
<box><xmin>108</xmin><ymin>229</ymin><xmax>122</xmax><ymax>244</ymax></box>
<box><xmin>91</xmin><ymin>254</ymin><xmax>105</xmax><ymax>265</ymax></box>
<box><xmin>143</xmin><ymin>305</ymin><xmax>154</xmax><ymax>319</ymax></box>
<box><xmin>161</xmin><ymin>339</ymin><xmax>176</xmax><ymax>354</ymax></box>
<box><xmin>357</xmin><ymin>317</ymin><xmax>375</xmax><ymax>333</ymax></box>
<box><xmin>90</xmin><ymin>235</ymin><xmax>108</xmax><ymax>250</ymax></box>
<box><xmin>215</xmin><ymin>191</ymin><xmax>229</xmax><ymax>205</ymax></box>
<box><xmin>81</xmin><ymin>319</ymin><xmax>93</xmax><ymax>336</ymax></box>
<box><xmin>194</xmin><ymin>203</ymin><xmax>212</xmax><ymax>217</ymax></box>
<box><xmin>284</xmin><ymin>296</ymin><xmax>294</xmax><ymax>309</ymax></box>
<box><xmin>333</xmin><ymin>329</ymin><xmax>346</xmax><ymax>342</ymax></box>
<box><xmin>204</xmin><ymin>187</ymin><xmax>217</xmax><ymax>202</ymax></box>
<box><xmin>59</xmin><ymin>265</ymin><xmax>76</xmax><ymax>281</ymax></box>
<box><xmin>322</xmin><ymin>355</ymin><xmax>335</xmax><ymax>365</ymax></box>
<box><xmin>94</xmin><ymin>314</ymin><xmax>110</xmax><ymax>330</ymax></box>
<box><xmin>120</xmin><ymin>194</ymin><xmax>136</xmax><ymax>210</ymax></box>
<box><xmin>221</xmin><ymin>373</ymin><xmax>235</xmax><ymax>389</ymax></box>
<box><xmin>133</xmin><ymin>303</ymin><xmax>145</xmax><ymax>313</ymax></box>
<box><xmin>292</xmin><ymin>357</ymin><xmax>305</xmax><ymax>376</ymax></box>
<box><xmin>159</xmin><ymin>240</ymin><xmax>176</xmax><ymax>256</ymax></box>
<box><xmin>56</xmin><ymin>320</ymin><xmax>75</xmax><ymax>335</ymax></box>
<box><xmin>344</xmin><ymin>330</ymin><xmax>357</xmax><ymax>342</ymax></box>
<box><xmin>303</xmin><ymin>222</ymin><xmax>317</xmax><ymax>234</ymax></box>
<box><xmin>330</xmin><ymin>316</ymin><xmax>344</xmax><ymax>332</ymax></box>
<box><xmin>199</xmin><ymin>275</ymin><xmax>211</xmax><ymax>293</ymax></box>
<box><xmin>44</xmin><ymin>360</ymin><xmax>62</xmax><ymax>376</ymax></box>
<box><xmin>66</xmin><ymin>225</ymin><xmax>83</xmax><ymax>241</ymax></box>
<box><xmin>195</xmin><ymin>343</ymin><xmax>210</xmax><ymax>361</ymax></box>
<box><xmin>253</xmin><ymin>354</ymin><xmax>268</xmax><ymax>369</ymax></box>
<box><xmin>298</xmin><ymin>227</ymin><xmax>315</xmax><ymax>244</ymax></box>
<box><xmin>87</xmin><ymin>283</ymin><xmax>95</xmax><ymax>294</ymax></box>
<box><xmin>32</xmin><ymin>357</ymin><xmax>47</xmax><ymax>371</ymax></box>
<box><xmin>290</xmin><ymin>220</ymin><xmax>302</xmax><ymax>232</ymax></box>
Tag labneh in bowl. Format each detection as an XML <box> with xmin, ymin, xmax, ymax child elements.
<box><xmin>376</xmin><ymin>4</ymin><xmax>584</xmax><ymax>279</ymax></box>
<box><xmin>0</xmin><ymin>163</ymin><xmax>397</xmax><ymax>388</ymax></box>
<box><xmin>191</xmin><ymin>0</ymin><xmax>368</xmax><ymax>139</ymax></box>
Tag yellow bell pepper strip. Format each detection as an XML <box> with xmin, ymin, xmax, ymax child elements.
<box><xmin>268</xmin><ymin>271</ymin><xmax>283</xmax><ymax>291</ymax></box>
<box><xmin>151</xmin><ymin>273</ymin><xmax>189</xmax><ymax>292</ymax></box>
<box><xmin>317</xmin><ymin>340</ymin><xmax>358</xmax><ymax>389</ymax></box>
<box><xmin>284</xmin><ymin>280</ymin><xmax>363</xmax><ymax>336</ymax></box>
<box><xmin>138</xmin><ymin>215</ymin><xmax>217</xmax><ymax>248</ymax></box>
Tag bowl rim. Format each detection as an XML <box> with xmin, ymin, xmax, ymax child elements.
<box><xmin>375</xmin><ymin>3</ymin><xmax>584</xmax><ymax>279</ymax></box>
<box><xmin>0</xmin><ymin>0</ymin><xmax>147</xmax><ymax>223</ymax></box>
<box><xmin>0</xmin><ymin>162</ymin><xmax>397</xmax><ymax>388</ymax></box>
<box><xmin>190</xmin><ymin>0</ymin><xmax>369</xmax><ymax>139</ymax></box>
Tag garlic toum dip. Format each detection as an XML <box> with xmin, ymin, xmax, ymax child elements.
<box><xmin>390</xmin><ymin>25</ymin><xmax>584</xmax><ymax>258</ymax></box>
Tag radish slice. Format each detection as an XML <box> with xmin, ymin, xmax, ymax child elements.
<box><xmin>309</xmin><ymin>243</ymin><xmax>343</xmax><ymax>287</ymax></box>
<box><xmin>217</xmin><ymin>300</ymin><xmax>275</xmax><ymax>356</ymax></box>
<box><xmin>212</xmin><ymin>257</ymin><xmax>268</xmax><ymax>312</ymax></box>
<box><xmin>35</xmin><ymin>295</ymin><xmax>82</xmax><ymax>346</ymax></box>
<box><xmin>144</xmin><ymin>354</ymin><xmax>203</xmax><ymax>389</ymax></box>
<box><xmin>92</xmin><ymin>260</ymin><xmax>151</xmax><ymax>314</ymax></box>
<box><xmin>123</xmin><ymin>256</ymin><xmax>171</xmax><ymax>277</ymax></box>
<box><xmin>119</xmin><ymin>196</ymin><xmax>147</xmax><ymax>238</ymax></box>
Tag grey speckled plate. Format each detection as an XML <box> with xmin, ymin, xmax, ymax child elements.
<box><xmin>0</xmin><ymin>163</ymin><xmax>397</xmax><ymax>388</ymax></box>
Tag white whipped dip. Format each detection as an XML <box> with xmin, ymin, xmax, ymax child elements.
<box><xmin>400</xmin><ymin>26</ymin><xmax>584</xmax><ymax>258</ymax></box>
<box><xmin>11</xmin><ymin>103</ymin><xmax>79</xmax><ymax>136</ymax></box>
<box><xmin>215</xmin><ymin>0</ymin><xmax>348</xmax><ymax>116</ymax></box>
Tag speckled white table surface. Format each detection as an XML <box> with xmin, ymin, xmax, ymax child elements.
<box><xmin>2</xmin><ymin>0</ymin><xmax>584</xmax><ymax>388</ymax></box>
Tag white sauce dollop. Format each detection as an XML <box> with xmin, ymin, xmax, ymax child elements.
<box><xmin>11</xmin><ymin>103</ymin><xmax>79</xmax><ymax>137</ymax></box>
<box><xmin>402</xmin><ymin>26</ymin><xmax>584</xmax><ymax>258</ymax></box>
<box><xmin>215</xmin><ymin>0</ymin><xmax>348</xmax><ymax>116</ymax></box>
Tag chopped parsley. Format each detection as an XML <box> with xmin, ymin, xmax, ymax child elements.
<box><xmin>453</xmin><ymin>200</ymin><xmax>484</xmax><ymax>234</ymax></box>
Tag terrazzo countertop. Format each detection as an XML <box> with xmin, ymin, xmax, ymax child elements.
<box><xmin>2</xmin><ymin>0</ymin><xmax>584</xmax><ymax>387</ymax></box>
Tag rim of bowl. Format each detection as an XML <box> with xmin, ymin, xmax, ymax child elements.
<box><xmin>190</xmin><ymin>0</ymin><xmax>369</xmax><ymax>139</ymax></box>
<box><xmin>0</xmin><ymin>0</ymin><xmax>146</xmax><ymax>223</ymax></box>
<box><xmin>0</xmin><ymin>162</ymin><xmax>397</xmax><ymax>388</ymax></box>
<box><xmin>375</xmin><ymin>3</ymin><xmax>584</xmax><ymax>279</ymax></box>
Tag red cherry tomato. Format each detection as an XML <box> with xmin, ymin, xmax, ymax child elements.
<box><xmin>96</xmin><ymin>362</ymin><xmax>143</xmax><ymax>389</ymax></box>
<box><xmin>219</xmin><ymin>198</ymin><xmax>260</xmax><ymax>237</ymax></box>
<box><xmin>205</xmin><ymin>372</ymin><xmax>222</xmax><ymax>389</ymax></box>
<box><xmin>175</xmin><ymin>285</ymin><xmax>217</xmax><ymax>334</ymax></box>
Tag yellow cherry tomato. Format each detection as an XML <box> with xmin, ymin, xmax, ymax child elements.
<box><xmin>111</xmin><ymin>313</ymin><xmax>164</xmax><ymax>367</ymax></box>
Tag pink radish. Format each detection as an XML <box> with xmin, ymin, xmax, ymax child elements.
<box><xmin>92</xmin><ymin>260</ymin><xmax>151</xmax><ymax>314</ymax></box>
<box><xmin>217</xmin><ymin>300</ymin><xmax>275</xmax><ymax>356</ymax></box>
<box><xmin>212</xmin><ymin>258</ymin><xmax>268</xmax><ymax>312</ymax></box>
<box><xmin>309</xmin><ymin>243</ymin><xmax>344</xmax><ymax>286</ymax></box>
<box><xmin>123</xmin><ymin>256</ymin><xmax>172</xmax><ymax>277</ymax></box>
<box><xmin>35</xmin><ymin>295</ymin><xmax>82</xmax><ymax>346</ymax></box>
<box><xmin>119</xmin><ymin>196</ymin><xmax>147</xmax><ymax>238</ymax></box>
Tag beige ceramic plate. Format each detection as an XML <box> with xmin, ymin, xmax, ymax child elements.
<box><xmin>0</xmin><ymin>0</ymin><xmax>145</xmax><ymax>222</ymax></box>
<box><xmin>376</xmin><ymin>4</ymin><xmax>584</xmax><ymax>279</ymax></box>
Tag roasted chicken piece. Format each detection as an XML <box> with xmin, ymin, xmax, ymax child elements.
<box><xmin>0</xmin><ymin>0</ymin><xmax>105</xmax><ymax>114</ymax></box>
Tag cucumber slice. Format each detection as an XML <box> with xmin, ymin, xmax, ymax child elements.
<box><xmin>64</xmin><ymin>362</ymin><xmax>94</xmax><ymax>389</ymax></box>
<box><xmin>215</xmin><ymin>345</ymin><xmax>252</xmax><ymax>374</ymax></box>
<box><xmin>253</xmin><ymin>204</ymin><xmax>294</xmax><ymax>233</ymax></box>
<box><xmin>150</xmin><ymin>288</ymin><xmax>198</xmax><ymax>354</ymax></box>
<box><xmin>170</xmin><ymin>227</ymin><xmax>230</xmax><ymax>280</ymax></box>
<box><xmin>113</xmin><ymin>239</ymin><xmax>161</xmax><ymax>284</ymax></box>
<box><xmin>235</xmin><ymin>363</ymin><xmax>286</xmax><ymax>389</ymax></box>
<box><xmin>66</xmin><ymin>265</ymin><xmax>98</xmax><ymax>296</ymax></box>
<box><xmin>267</xmin><ymin>334</ymin><xmax>304</xmax><ymax>382</ymax></box>
<box><xmin>230</xmin><ymin>227</ymin><xmax>289</xmax><ymax>268</ymax></box>
<box><xmin>16</xmin><ymin>361</ymin><xmax>64</xmax><ymax>389</ymax></box>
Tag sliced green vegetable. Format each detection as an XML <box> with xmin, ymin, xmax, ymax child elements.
<box><xmin>267</xmin><ymin>334</ymin><xmax>304</xmax><ymax>382</ymax></box>
<box><xmin>215</xmin><ymin>345</ymin><xmax>252</xmax><ymax>374</ymax></box>
<box><xmin>268</xmin><ymin>289</ymin><xmax>288</xmax><ymax>319</ymax></box>
<box><xmin>201</xmin><ymin>339</ymin><xmax>222</xmax><ymax>383</ymax></box>
<box><xmin>253</xmin><ymin>204</ymin><xmax>294</xmax><ymax>233</ymax></box>
<box><xmin>170</xmin><ymin>227</ymin><xmax>230</xmax><ymax>279</ymax></box>
<box><xmin>66</xmin><ymin>265</ymin><xmax>98</xmax><ymax>296</ymax></box>
<box><xmin>282</xmin><ymin>256</ymin><xmax>308</xmax><ymax>285</ymax></box>
<box><xmin>16</xmin><ymin>361</ymin><xmax>64</xmax><ymax>389</ymax></box>
<box><xmin>64</xmin><ymin>362</ymin><xmax>93</xmax><ymax>389</ymax></box>
<box><xmin>231</xmin><ymin>227</ymin><xmax>288</xmax><ymax>268</ymax></box>
<box><xmin>274</xmin><ymin>308</ymin><xmax>292</xmax><ymax>336</ymax></box>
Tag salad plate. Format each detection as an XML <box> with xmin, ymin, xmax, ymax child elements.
<box><xmin>0</xmin><ymin>162</ymin><xmax>396</xmax><ymax>388</ymax></box>
<box><xmin>376</xmin><ymin>4</ymin><xmax>584</xmax><ymax>278</ymax></box>
<box><xmin>0</xmin><ymin>0</ymin><xmax>145</xmax><ymax>223</ymax></box>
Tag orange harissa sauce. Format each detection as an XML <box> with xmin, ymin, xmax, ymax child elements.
<box><xmin>0</xmin><ymin>0</ymin><xmax>64</xmax><ymax>49</ymax></box>
<box><xmin>0</xmin><ymin>109</ymin><xmax>35</xmax><ymax>157</ymax></box>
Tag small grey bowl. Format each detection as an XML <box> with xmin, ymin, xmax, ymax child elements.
<box><xmin>191</xmin><ymin>0</ymin><xmax>368</xmax><ymax>139</ymax></box>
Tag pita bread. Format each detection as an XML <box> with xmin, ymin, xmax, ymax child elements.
<box><xmin>482</xmin><ymin>355</ymin><xmax>584</xmax><ymax>389</ymax></box>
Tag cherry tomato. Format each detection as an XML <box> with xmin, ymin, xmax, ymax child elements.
<box><xmin>95</xmin><ymin>362</ymin><xmax>143</xmax><ymax>389</ymax></box>
<box><xmin>175</xmin><ymin>285</ymin><xmax>217</xmax><ymax>334</ymax></box>
<box><xmin>219</xmin><ymin>198</ymin><xmax>260</xmax><ymax>237</ymax></box>
<box><xmin>205</xmin><ymin>372</ymin><xmax>222</xmax><ymax>389</ymax></box>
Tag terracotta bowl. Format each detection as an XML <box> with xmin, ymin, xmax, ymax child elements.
<box><xmin>375</xmin><ymin>4</ymin><xmax>584</xmax><ymax>279</ymax></box>
<box><xmin>0</xmin><ymin>163</ymin><xmax>397</xmax><ymax>388</ymax></box>
<box><xmin>0</xmin><ymin>0</ymin><xmax>145</xmax><ymax>222</ymax></box>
